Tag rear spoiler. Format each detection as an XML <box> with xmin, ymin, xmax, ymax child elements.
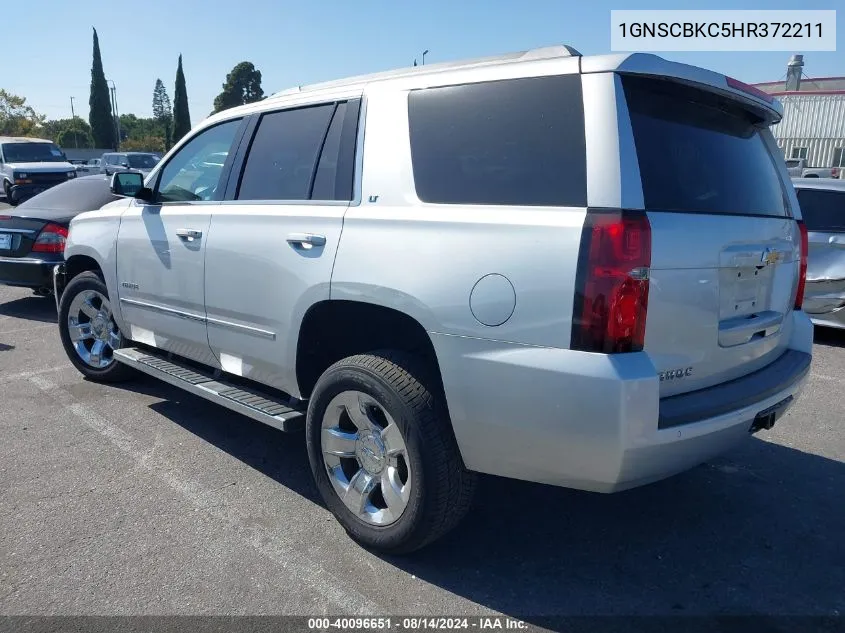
<box><xmin>582</xmin><ymin>53</ymin><xmax>782</xmax><ymax>124</ymax></box>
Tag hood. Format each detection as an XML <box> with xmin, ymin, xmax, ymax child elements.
<box><xmin>6</xmin><ymin>161</ymin><xmax>75</xmax><ymax>173</ymax></box>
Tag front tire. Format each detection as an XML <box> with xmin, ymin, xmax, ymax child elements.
<box><xmin>306</xmin><ymin>351</ymin><xmax>476</xmax><ymax>554</ymax></box>
<box><xmin>58</xmin><ymin>271</ymin><xmax>135</xmax><ymax>383</ymax></box>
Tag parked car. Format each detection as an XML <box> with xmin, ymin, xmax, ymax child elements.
<box><xmin>71</xmin><ymin>158</ymin><xmax>103</xmax><ymax>175</ymax></box>
<box><xmin>792</xmin><ymin>178</ymin><xmax>845</xmax><ymax>329</ymax></box>
<box><xmin>52</xmin><ymin>46</ymin><xmax>813</xmax><ymax>553</ymax></box>
<box><xmin>100</xmin><ymin>152</ymin><xmax>160</xmax><ymax>177</ymax></box>
<box><xmin>0</xmin><ymin>174</ymin><xmax>119</xmax><ymax>295</ymax></box>
<box><xmin>785</xmin><ymin>158</ymin><xmax>841</xmax><ymax>179</ymax></box>
<box><xmin>0</xmin><ymin>137</ymin><xmax>78</xmax><ymax>205</ymax></box>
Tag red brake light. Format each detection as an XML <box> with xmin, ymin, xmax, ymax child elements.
<box><xmin>31</xmin><ymin>223</ymin><xmax>68</xmax><ymax>254</ymax></box>
<box><xmin>726</xmin><ymin>76</ymin><xmax>775</xmax><ymax>104</ymax></box>
<box><xmin>794</xmin><ymin>220</ymin><xmax>808</xmax><ymax>310</ymax></box>
<box><xmin>572</xmin><ymin>211</ymin><xmax>652</xmax><ymax>354</ymax></box>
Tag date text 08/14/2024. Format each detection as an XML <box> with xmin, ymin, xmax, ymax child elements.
<box><xmin>306</xmin><ymin>617</ymin><xmax>528</xmax><ymax>630</ymax></box>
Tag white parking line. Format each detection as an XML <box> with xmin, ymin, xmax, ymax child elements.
<box><xmin>27</xmin><ymin>373</ymin><xmax>380</xmax><ymax>615</ymax></box>
<box><xmin>0</xmin><ymin>365</ymin><xmax>69</xmax><ymax>384</ymax></box>
<box><xmin>0</xmin><ymin>323</ymin><xmax>55</xmax><ymax>335</ymax></box>
<box><xmin>814</xmin><ymin>373</ymin><xmax>844</xmax><ymax>383</ymax></box>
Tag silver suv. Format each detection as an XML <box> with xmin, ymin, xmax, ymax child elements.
<box><xmin>52</xmin><ymin>46</ymin><xmax>813</xmax><ymax>553</ymax></box>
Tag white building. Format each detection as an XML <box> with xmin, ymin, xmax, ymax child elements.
<box><xmin>753</xmin><ymin>55</ymin><xmax>845</xmax><ymax>170</ymax></box>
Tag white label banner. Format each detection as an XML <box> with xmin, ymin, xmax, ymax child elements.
<box><xmin>611</xmin><ymin>10</ymin><xmax>836</xmax><ymax>52</ymax></box>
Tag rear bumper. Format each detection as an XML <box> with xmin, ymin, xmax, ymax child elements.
<box><xmin>0</xmin><ymin>255</ymin><xmax>62</xmax><ymax>290</ymax></box>
<box><xmin>432</xmin><ymin>311</ymin><xmax>814</xmax><ymax>493</ymax></box>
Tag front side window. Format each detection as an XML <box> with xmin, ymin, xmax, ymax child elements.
<box><xmin>155</xmin><ymin>119</ymin><xmax>242</xmax><ymax>203</ymax></box>
<box><xmin>408</xmin><ymin>74</ymin><xmax>587</xmax><ymax>207</ymax></box>
<box><xmin>237</xmin><ymin>104</ymin><xmax>336</xmax><ymax>201</ymax></box>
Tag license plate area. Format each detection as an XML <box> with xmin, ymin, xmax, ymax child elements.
<box><xmin>0</xmin><ymin>233</ymin><xmax>12</xmax><ymax>251</ymax></box>
<box><xmin>719</xmin><ymin>264</ymin><xmax>774</xmax><ymax>319</ymax></box>
<box><xmin>749</xmin><ymin>395</ymin><xmax>793</xmax><ymax>433</ymax></box>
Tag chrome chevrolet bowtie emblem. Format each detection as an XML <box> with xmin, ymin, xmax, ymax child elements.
<box><xmin>761</xmin><ymin>248</ymin><xmax>781</xmax><ymax>266</ymax></box>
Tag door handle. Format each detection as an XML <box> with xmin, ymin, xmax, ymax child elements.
<box><xmin>176</xmin><ymin>228</ymin><xmax>203</xmax><ymax>242</ymax></box>
<box><xmin>286</xmin><ymin>233</ymin><xmax>326</xmax><ymax>248</ymax></box>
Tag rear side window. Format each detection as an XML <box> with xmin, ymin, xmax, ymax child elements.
<box><xmin>796</xmin><ymin>189</ymin><xmax>845</xmax><ymax>232</ymax></box>
<box><xmin>623</xmin><ymin>75</ymin><xmax>789</xmax><ymax>218</ymax></box>
<box><xmin>408</xmin><ymin>74</ymin><xmax>587</xmax><ymax>207</ymax></box>
<box><xmin>237</xmin><ymin>104</ymin><xmax>335</xmax><ymax>201</ymax></box>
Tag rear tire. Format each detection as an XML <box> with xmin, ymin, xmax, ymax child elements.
<box><xmin>58</xmin><ymin>271</ymin><xmax>135</xmax><ymax>383</ymax></box>
<box><xmin>306</xmin><ymin>350</ymin><xmax>476</xmax><ymax>554</ymax></box>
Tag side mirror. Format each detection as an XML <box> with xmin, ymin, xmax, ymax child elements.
<box><xmin>111</xmin><ymin>171</ymin><xmax>145</xmax><ymax>197</ymax></box>
<box><xmin>120</xmin><ymin>161</ymin><xmax>129</xmax><ymax>168</ymax></box>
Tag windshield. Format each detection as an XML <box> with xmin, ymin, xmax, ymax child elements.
<box><xmin>786</xmin><ymin>160</ymin><xmax>800</xmax><ymax>168</ymax></box>
<box><xmin>127</xmin><ymin>154</ymin><xmax>160</xmax><ymax>169</ymax></box>
<box><xmin>2</xmin><ymin>142</ymin><xmax>67</xmax><ymax>163</ymax></box>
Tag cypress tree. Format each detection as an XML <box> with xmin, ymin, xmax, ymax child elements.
<box><xmin>88</xmin><ymin>28</ymin><xmax>116</xmax><ymax>149</ymax></box>
<box><xmin>172</xmin><ymin>54</ymin><xmax>191</xmax><ymax>144</ymax></box>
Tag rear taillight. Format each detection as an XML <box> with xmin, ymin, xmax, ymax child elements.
<box><xmin>794</xmin><ymin>220</ymin><xmax>808</xmax><ymax>310</ymax></box>
<box><xmin>571</xmin><ymin>211</ymin><xmax>651</xmax><ymax>354</ymax></box>
<box><xmin>31</xmin><ymin>223</ymin><xmax>68</xmax><ymax>254</ymax></box>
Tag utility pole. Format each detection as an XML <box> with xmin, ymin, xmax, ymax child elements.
<box><xmin>70</xmin><ymin>96</ymin><xmax>76</xmax><ymax>118</ymax></box>
<box><xmin>107</xmin><ymin>80</ymin><xmax>121</xmax><ymax>150</ymax></box>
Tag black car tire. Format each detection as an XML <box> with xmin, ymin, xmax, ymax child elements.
<box><xmin>306</xmin><ymin>350</ymin><xmax>476</xmax><ymax>554</ymax></box>
<box><xmin>58</xmin><ymin>271</ymin><xmax>135</xmax><ymax>383</ymax></box>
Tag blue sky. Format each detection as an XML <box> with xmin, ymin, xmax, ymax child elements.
<box><xmin>5</xmin><ymin>0</ymin><xmax>842</xmax><ymax>127</ymax></box>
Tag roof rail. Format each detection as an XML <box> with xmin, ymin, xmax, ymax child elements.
<box><xmin>270</xmin><ymin>44</ymin><xmax>581</xmax><ymax>98</ymax></box>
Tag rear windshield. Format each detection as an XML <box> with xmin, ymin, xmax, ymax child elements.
<box><xmin>623</xmin><ymin>76</ymin><xmax>789</xmax><ymax>218</ymax></box>
<box><xmin>796</xmin><ymin>188</ymin><xmax>845</xmax><ymax>232</ymax></box>
<box><xmin>127</xmin><ymin>154</ymin><xmax>159</xmax><ymax>169</ymax></box>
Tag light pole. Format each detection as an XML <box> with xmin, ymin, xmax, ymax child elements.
<box><xmin>107</xmin><ymin>79</ymin><xmax>121</xmax><ymax>150</ymax></box>
<box><xmin>422</xmin><ymin>49</ymin><xmax>429</xmax><ymax>65</ymax></box>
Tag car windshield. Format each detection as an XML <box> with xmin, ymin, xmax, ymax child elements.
<box><xmin>127</xmin><ymin>154</ymin><xmax>160</xmax><ymax>169</ymax></box>
<box><xmin>2</xmin><ymin>142</ymin><xmax>67</xmax><ymax>163</ymax></box>
<box><xmin>786</xmin><ymin>160</ymin><xmax>800</xmax><ymax>168</ymax></box>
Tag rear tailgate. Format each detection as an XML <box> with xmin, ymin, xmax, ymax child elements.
<box><xmin>0</xmin><ymin>216</ymin><xmax>49</xmax><ymax>258</ymax></box>
<box><xmin>620</xmin><ymin>74</ymin><xmax>801</xmax><ymax>398</ymax></box>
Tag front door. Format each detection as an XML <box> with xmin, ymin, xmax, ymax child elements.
<box><xmin>116</xmin><ymin>118</ymin><xmax>244</xmax><ymax>367</ymax></box>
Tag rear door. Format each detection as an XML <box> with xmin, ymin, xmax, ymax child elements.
<box><xmin>794</xmin><ymin>186</ymin><xmax>845</xmax><ymax>316</ymax></box>
<box><xmin>620</xmin><ymin>75</ymin><xmax>801</xmax><ymax>397</ymax></box>
<box><xmin>203</xmin><ymin>97</ymin><xmax>360</xmax><ymax>394</ymax></box>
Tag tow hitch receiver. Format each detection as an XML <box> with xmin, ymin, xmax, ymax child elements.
<box><xmin>750</xmin><ymin>396</ymin><xmax>793</xmax><ymax>433</ymax></box>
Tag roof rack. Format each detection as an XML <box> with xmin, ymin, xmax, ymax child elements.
<box><xmin>270</xmin><ymin>45</ymin><xmax>582</xmax><ymax>98</ymax></box>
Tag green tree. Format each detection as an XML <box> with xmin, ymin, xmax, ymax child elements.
<box><xmin>88</xmin><ymin>28</ymin><xmax>116</xmax><ymax>149</ymax></box>
<box><xmin>152</xmin><ymin>78</ymin><xmax>173</xmax><ymax>150</ymax></box>
<box><xmin>212</xmin><ymin>61</ymin><xmax>264</xmax><ymax>114</ymax></box>
<box><xmin>0</xmin><ymin>89</ymin><xmax>46</xmax><ymax>137</ymax></box>
<box><xmin>172</xmin><ymin>54</ymin><xmax>191</xmax><ymax>145</ymax></box>
<box><xmin>39</xmin><ymin>118</ymin><xmax>95</xmax><ymax>148</ymax></box>
<box><xmin>118</xmin><ymin>113</ymin><xmax>165</xmax><ymax>149</ymax></box>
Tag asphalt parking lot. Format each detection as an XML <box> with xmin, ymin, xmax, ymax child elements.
<box><xmin>0</xmin><ymin>280</ymin><xmax>843</xmax><ymax>621</ymax></box>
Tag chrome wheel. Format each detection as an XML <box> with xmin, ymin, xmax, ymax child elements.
<box><xmin>66</xmin><ymin>289</ymin><xmax>122</xmax><ymax>369</ymax></box>
<box><xmin>321</xmin><ymin>390</ymin><xmax>412</xmax><ymax>526</ymax></box>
